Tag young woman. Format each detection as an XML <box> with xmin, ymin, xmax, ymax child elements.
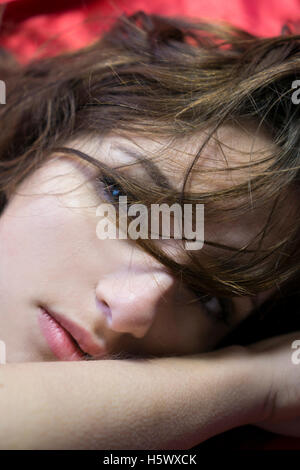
<box><xmin>0</xmin><ymin>11</ymin><xmax>300</xmax><ymax>449</ymax></box>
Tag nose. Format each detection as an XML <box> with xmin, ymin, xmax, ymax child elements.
<box><xmin>95</xmin><ymin>269</ymin><xmax>175</xmax><ymax>338</ymax></box>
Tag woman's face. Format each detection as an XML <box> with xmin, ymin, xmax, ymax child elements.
<box><xmin>0</xmin><ymin>125</ymin><xmax>280</xmax><ymax>363</ymax></box>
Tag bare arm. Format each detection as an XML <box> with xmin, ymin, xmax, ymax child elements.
<box><xmin>0</xmin><ymin>345</ymin><xmax>268</xmax><ymax>450</ymax></box>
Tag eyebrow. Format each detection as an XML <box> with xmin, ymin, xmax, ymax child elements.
<box><xmin>114</xmin><ymin>144</ymin><xmax>174</xmax><ymax>191</ymax></box>
<box><xmin>55</xmin><ymin>144</ymin><xmax>174</xmax><ymax>191</ymax></box>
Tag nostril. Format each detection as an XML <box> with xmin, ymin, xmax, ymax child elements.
<box><xmin>96</xmin><ymin>298</ymin><xmax>112</xmax><ymax>326</ymax></box>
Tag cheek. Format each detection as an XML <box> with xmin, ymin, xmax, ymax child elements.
<box><xmin>0</xmin><ymin>200</ymin><xmax>59</xmax><ymax>286</ymax></box>
<box><xmin>0</xmin><ymin>189</ymin><xmax>90</xmax><ymax>277</ymax></box>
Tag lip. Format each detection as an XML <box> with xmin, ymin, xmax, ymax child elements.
<box><xmin>38</xmin><ymin>307</ymin><xmax>107</xmax><ymax>361</ymax></box>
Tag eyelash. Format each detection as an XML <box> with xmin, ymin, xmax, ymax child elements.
<box><xmin>95</xmin><ymin>174</ymin><xmax>125</xmax><ymax>202</ymax></box>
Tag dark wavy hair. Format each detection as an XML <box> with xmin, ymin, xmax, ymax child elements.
<box><xmin>0</xmin><ymin>11</ymin><xmax>300</xmax><ymax>340</ymax></box>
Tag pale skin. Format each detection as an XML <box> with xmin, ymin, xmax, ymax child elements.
<box><xmin>1</xmin><ymin>332</ymin><xmax>300</xmax><ymax>449</ymax></box>
<box><xmin>0</xmin><ymin>123</ymin><xmax>299</xmax><ymax>448</ymax></box>
<box><xmin>0</xmin><ymin>343</ymin><xmax>276</xmax><ymax>450</ymax></box>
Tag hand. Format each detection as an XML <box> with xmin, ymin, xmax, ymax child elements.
<box><xmin>246</xmin><ymin>331</ymin><xmax>300</xmax><ymax>437</ymax></box>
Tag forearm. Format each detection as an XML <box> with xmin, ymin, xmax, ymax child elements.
<box><xmin>0</xmin><ymin>346</ymin><xmax>266</xmax><ymax>450</ymax></box>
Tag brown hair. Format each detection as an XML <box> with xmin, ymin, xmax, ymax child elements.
<box><xmin>0</xmin><ymin>11</ymin><xmax>300</xmax><ymax>328</ymax></box>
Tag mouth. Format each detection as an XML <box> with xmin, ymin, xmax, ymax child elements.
<box><xmin>38</xmin><ymin>307</ymin><xmax>96</xmax><ymax>361</ymax></box>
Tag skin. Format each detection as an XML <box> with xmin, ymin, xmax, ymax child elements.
<box><xmin>0</xmin><ymin>122</ymin><xmax>290</xmax><ymax>364</ymax></box>
<box><xmin>0</xmin><ymin>123</ymin><xmax>299</xmax><ymax>448</ymax></box>
<box><xmin>0</xmin><ymin>344</ymin><xmax>268</xmax><ymax>449</ymax></box>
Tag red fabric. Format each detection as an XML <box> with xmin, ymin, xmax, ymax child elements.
<box><xmin>0</xmin><ymin>0</ymin><xmax>300</xmax><ymax>450</ymax></box>
<box><xmin>1</xmin><ymin>0</ymin><xmax>300</xmax><ymax>63</ymax></box>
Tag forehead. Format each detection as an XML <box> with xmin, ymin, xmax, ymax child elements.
<box><xmin>68</xmin><ymin>119</ymin><xmax>276</xmax><ymax>193</ymax></box>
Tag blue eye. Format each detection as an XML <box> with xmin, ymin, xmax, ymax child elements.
<box><xmin>97</xmin><ymin>175</ymin><xmax>125</xmax><ymax>202</ymax></box>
